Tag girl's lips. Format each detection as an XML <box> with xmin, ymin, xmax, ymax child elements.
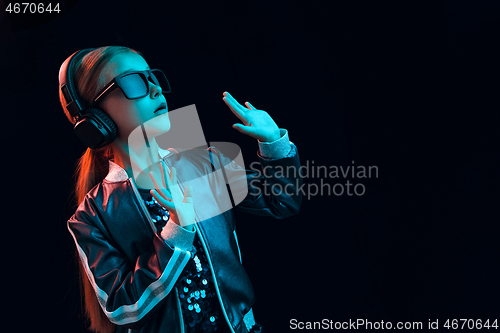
<box><xmin>155</xmin><ymin>108</ymin><xmax>168</xmax><ymax>116</ymax></box>
<box><xmin>155</xmin><ymin>102</ymin><xmax>167</xmax><ymax>113</ymax></box>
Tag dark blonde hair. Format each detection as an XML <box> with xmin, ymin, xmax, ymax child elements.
<box><xmin>60</xmin><ymin>46</ymin><xmax>142</xmax><ymax>333</ymax></box>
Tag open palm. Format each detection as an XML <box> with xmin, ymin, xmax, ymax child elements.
<box><xmin>149</xmin><ymin>161</ymin><xmax>196</xmax><ymax>230</ymax></box>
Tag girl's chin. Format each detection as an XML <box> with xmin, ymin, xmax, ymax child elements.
<box><xmin>144</xmin><ymin>124</ymin><xmax>171</xmax><ymax>138</ymax></box>
<box><xmin>144</xmin><ymin>114</ymin><xmax>171</xmax><ymax>134</ymax></box>
<box><xmin>126</xmin><ymin>116</ymin><xmax>171</xmax><ymax>146</ymax></box>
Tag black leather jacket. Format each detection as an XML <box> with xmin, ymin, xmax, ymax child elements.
<box><xmin>68</xmin><ymin>142</ymin><xmax>302</xmax><ymax>333</ymax></box>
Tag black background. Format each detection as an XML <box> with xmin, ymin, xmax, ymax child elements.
<box><xmin>1</xmin><ymin>0</ymin><xmax>498</xmax><ymax>332</ymax></box>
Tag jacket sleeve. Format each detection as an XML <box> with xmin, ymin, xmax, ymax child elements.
<box><xmin>67</xmin><ymin>198</ymin><xmax>195</xmax><ymax>329</ymax></box>
<box><xmin>212</xmin><ymin>128</ymin><xmax>302</xmax><ymax>219</ymax></box>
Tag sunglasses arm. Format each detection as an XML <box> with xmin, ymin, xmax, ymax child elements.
<box><xmin>92</xmin><ymin>81</ymin><xmax>117</xmax><ymax>107</ymax></box>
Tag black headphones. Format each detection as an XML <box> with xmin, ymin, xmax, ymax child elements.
<box><xmin>59</xmin><ymin>48</ymin><xmax>118</xmax><ymax>149</ymax></box>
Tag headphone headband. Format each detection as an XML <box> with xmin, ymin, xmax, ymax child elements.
<box><xmin>58</xmin><ymin>48</ymin><xmax>96</xmax><ymax>118</ymax></box>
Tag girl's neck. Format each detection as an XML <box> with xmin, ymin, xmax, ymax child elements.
<box><xmin>110</xmin><ymin>136</ymin><xmax>163</xmax><ymax>189</ymax></box>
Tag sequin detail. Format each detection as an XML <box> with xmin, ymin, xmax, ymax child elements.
<box><xmin>177</xmin><ymin>235</ymin><xmax>223</xmax><ymax>332</ymax></box>
<box><xmin>142</xmin><ymin>192</ymin><xmax>170</xmax><ymax>232</ymax></box>
<box><xmin>137</xmin><ymin>187</ymin><xmax>226</xmax><ymax>332</ymax></box>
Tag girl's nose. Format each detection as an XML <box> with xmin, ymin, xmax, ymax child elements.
<box><xmin>149</xmin><ymin>81</ymin><xmax>162</xmax><ymax>98</ymax></box>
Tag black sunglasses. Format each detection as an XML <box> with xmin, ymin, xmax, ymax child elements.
<box><xmin>91</xmin><ymin>69</ymin><xmax>171</xmax><ymax>106</ymax></box>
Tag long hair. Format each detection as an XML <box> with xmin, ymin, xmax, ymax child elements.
<box><xmin>60</xmin><ymin>46</ymin><xmax>142</xmax><ymax>333</ymax></box>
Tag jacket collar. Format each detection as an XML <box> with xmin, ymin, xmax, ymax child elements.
<box><xmin>105</xmin><ymin>147</ymin><xmax>171</xmax><ymax>182</ymax></box>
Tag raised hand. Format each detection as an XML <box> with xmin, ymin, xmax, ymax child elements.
<box><xmin>149</xmin><ymin>160</ymin><xmax>195</xmax><ymax>230</ymax></box>
<box><xmin>222</xmin><ymin>91</ymin><xmax>281</xmax><ymax>142</ymax></box>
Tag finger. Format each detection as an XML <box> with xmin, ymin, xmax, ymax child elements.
<box><xmin>160</xmin><ymin>160</ymin><xmax>171</xmax><ymax>191</ymax></box>
<box><xmin>166</xmin><ymin>166</ymin><xmax>185</xmax><ymax>202</ymax></box>
<box><xmin>167</xmin><ymin>166</ymin><xmax>179</xmax><ymax>195</ymax></box>
<box><xmin>223</xmin><ymin>96</ymin><xmax>248</xmax><ymax>124</ymax></box>
<box><xmin>223</xmin><ymin>92</ymin><xmax>248</xmax><ymax>119</ymax></box>
<box><xmin>149</xmin><ymin>170</ymin><xmax>173</xmax><ymax>200</ymax></box>
<box><xmin>151</xmin><ymin>189</ymin><xmax>176</xmax><ymax>211</ymax></box>
<box><xmin>245</xmin><ymin>101</ymin><xmax>256</xmax><ymax>110</ymax></box>
<box><xmin>227</xmin><ymin>93</ymin><xmax>249</xmax><ymax>112</ymax></box>
<box><xmin>223</xmin><ymin>91</ymin><xmax>242</xmax><ymax>106</ymax></box>
<box><xmin>183</xmin><ymin>185</ymin><xmax>194</xmax><ymax>204</ymax></box>
<box><xmin>232</xmin><ymin>123</ymin><xmax>256</xmax><ymax>136</ymax></box>
<box><xmin>169</xmin><ymin>166</ymin><xmax>177</xmax><ymax>186</ymax></box>
<box><xmin>149</xmin><ymin>169</ymin><xmax>163</xmax><ymax>190</ymax></box>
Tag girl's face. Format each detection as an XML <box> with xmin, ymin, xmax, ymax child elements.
<box><xmin>98</xmin><ymin>52</ymin><xmax>170</xmax><ymax>142</ymax></box>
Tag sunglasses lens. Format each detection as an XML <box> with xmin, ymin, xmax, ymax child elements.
<box><xmin>151</xmin><ymin>70</ymin><xmax>171</xmax><ymax>93</ymax></box>
<box><xmin>120</xmin><ymin>73</ymin><xmax>148</xmax><ymax>99</ymax></box>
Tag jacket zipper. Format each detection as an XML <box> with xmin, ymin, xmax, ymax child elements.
<box><xmin>233</xmin><ymin>230</ymin><xmax>242</xmax><ymax>264</ymax></box>
<box><xmin>194</xmin><ymin>223</ymin><xmax>236</xmax><ymax>333</ymax></box>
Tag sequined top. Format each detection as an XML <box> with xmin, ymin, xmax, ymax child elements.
<box><xmin>137</xmin><ymin>187</ymin><xmax>231</xmax><ymax>333</ymax></box>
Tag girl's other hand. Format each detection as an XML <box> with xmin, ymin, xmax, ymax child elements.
<box><xmin>222</xmin><ymin>91</ymin><xmax>281</xmax><ymax>143</ymax></box>
<box><xmin>149</xmin><ymin>161</ymin><xmax>195</xmax><ymax>230</ymax></box>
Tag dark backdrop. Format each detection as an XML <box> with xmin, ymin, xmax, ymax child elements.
<box><xmin>1</xmin><ymin>0</ymin><xmax>498</xmax><ymax>332</ymax></box>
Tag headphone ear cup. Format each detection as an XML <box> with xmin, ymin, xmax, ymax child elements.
<box><xmin>89</xmin><ymin>108</ymin><xmax>118</xmax><ymax>140</ymax></box>
<box><xmin>73</xmin><ymin>108</ymin><xmax>118</xmax><ymax>149</ymax></box>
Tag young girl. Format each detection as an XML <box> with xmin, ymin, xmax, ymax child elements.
<box><xmin>60</xmin><ymin>46</ymin><xmax>302</xmax><ymax>333</ymax></box>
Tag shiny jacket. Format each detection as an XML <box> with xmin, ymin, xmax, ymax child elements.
<box><xmin>68</xmin><ymin>136</ymin><xmax>302</xmax><ymax>333</ymax></box>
